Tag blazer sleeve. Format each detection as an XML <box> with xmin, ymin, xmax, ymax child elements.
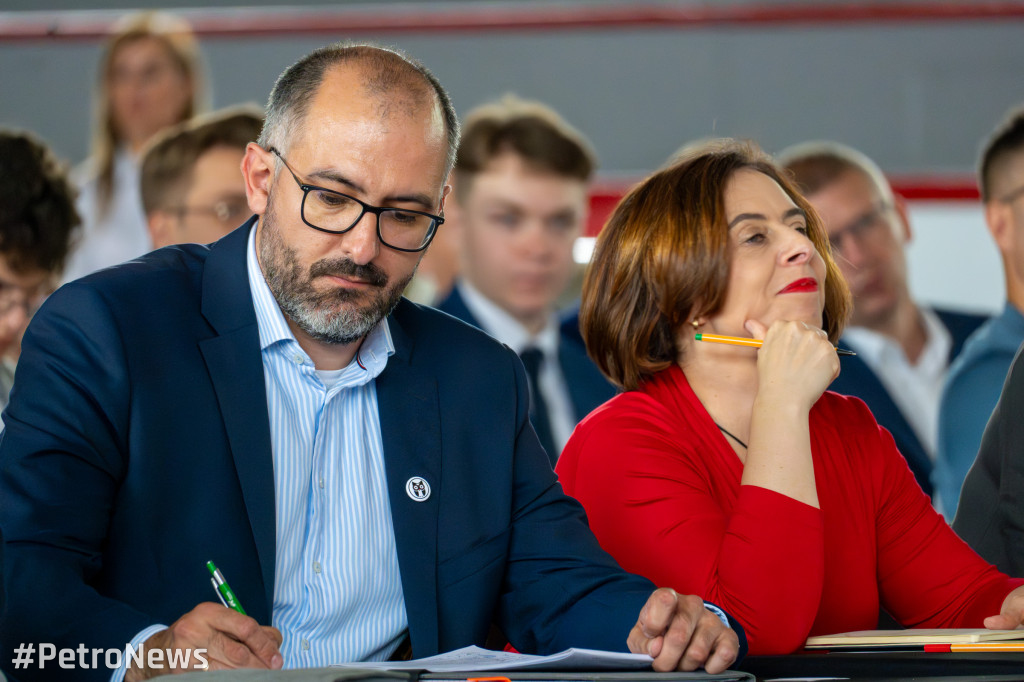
<box><xmin>954</xmin><ymin>344</ymin><xmax>1024</xmax><ymax>576</ymax></box>
<box><xmin>494</xmin><ymin>347</ymin><xmax>659</xmax><ymax>654</ymax></box>
<box><xmin>0</xmin><ymin>282</ymin><xmax>155</xmax><ymax>681</ymax></box>
<box><xmin>557</xmin><ymin>398</ymin><xmax>822</xmax><ymax>655</ymax></box>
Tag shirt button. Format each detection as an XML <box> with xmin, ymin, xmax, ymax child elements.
<box><xmin>313</xmin><ymin>561</ymin><xmax>322</xmax><ymax>574</ymax></box>
<box><xmin>318</xmin><ymin>477</ymin><xmax>325</xmax><ymax>489</ymax></box>
<box><xmin>301</xmin><ymin>639</ymin><xmax>310</xmax><ymax>651</ymax></box>
<box><xmin>293</xmin><ymin>354</ymin><xmax>304</xmax><ymax>364</ymax></box>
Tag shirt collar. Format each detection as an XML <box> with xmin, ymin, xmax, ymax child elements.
<box><xmin>246</xmin><ymin>225</ymin><xmax>394</xmax><ymax>379</ymax></box>
<box><xmin>842</xmin><ymin>306</ymin><xmax>951</xmax><ymax>368</ymax></box>
<box><xmin>457</xmin><ymin>280</ymin><xmax>559</xmax><ymax>356</ymax></box>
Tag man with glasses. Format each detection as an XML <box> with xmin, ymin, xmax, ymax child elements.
<box><xmin>140</xmin><ymin>105</ymin><xmax>263</xmax><ymax>249</ymax></box>
<box><xmin>779</xmin><ymin>141</ymin><xmax>986</xmax><ymax>502</ymax></box>
<box><xmin>0</xmin><ymin>129</ymin><xmax>80</xmax><ymax>420</ymax></box>
<box><xmin>0</xmin><ymin>44</ymin><xmax>742</xmax><ymax>681</ymax></box>
<box><xmin>936</xmin><ymin>107</ymin><xmax>1024</xmax><ymax>519</ymax></box>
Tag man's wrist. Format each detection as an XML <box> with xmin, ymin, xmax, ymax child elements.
<box><xmin>111</xmin><ymin>624</ymin><xmax>167</xmax><ymax>682</ymax></box>
<box><xmin>703</xmin><ymin>602</ymin><xmax>731</xmax><ymax>629</ymax></box>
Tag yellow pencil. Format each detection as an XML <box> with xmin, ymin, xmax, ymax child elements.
<box><xmin>695</xmin><ymin>332</ymin><xmax>857</xmax><ymax>356</ymax></box>
<box><xmin>925</xmin><ymin>642</ymin><xmax>1024</xmax><ymax>652</ymax></box>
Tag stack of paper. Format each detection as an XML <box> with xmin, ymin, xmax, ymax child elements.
<box><xmin>332</xmin><ymin>645</ymin><xmax>653</xmax><ymax>672</ymax></box>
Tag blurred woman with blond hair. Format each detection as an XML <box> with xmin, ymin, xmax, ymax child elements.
<box><xmin>66</xmin><ymin>10</ymin><xmax>203</xmax><ymax>282</ymax></box>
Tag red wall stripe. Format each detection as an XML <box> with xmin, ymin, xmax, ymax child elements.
<box><xmin>1</xmin><ymin>2</ymin><xmax>1023</xmax><ymax>42</ymax></box>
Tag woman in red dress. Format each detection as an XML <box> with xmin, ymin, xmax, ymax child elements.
<box><xmin>556</xmin><ymin>139</ymin><xmax>1024</xmax><ymax>655</ymax></box>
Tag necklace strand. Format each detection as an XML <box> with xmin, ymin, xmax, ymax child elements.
<box><xmin>715</xmin><ymin>422</ymin><xmax>748</xmax><ymax>449</ymax></box>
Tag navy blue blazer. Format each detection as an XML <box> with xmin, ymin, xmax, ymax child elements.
<box><xmin>0</xmin><ymin>223</ymin><xmax>742</xmax><ymax>680</ymax></box>
<box><xmin>830</xmin><ymin>308</ymin><xmax>986</xmax><ymax>497</ymax></box>
<box><xmin>437</xmin><ymin>287</ymin><xmax>616</xmax><ymax>432</ymax></box>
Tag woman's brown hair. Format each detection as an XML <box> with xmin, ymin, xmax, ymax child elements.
<box><xmin>581</xmin><ymin>139</ymin><xmax>851</xmax><ymax>390</ymax></box>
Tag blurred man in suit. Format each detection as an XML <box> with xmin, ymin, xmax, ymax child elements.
<box><xmin>438</xmin><ymin>96</ymin><xmax>615</xmax><ymax>462</ymax></box>
<box><xmin>780</xmin><ymin>141</ymin><xmax>985</xmax><ymax>500</ymax></box>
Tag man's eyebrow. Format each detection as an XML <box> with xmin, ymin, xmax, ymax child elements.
<box><xmin>308</xmin><ymin>169</ymin><xmax>366</xmax><ymax>196</ymax></box>
<box><xmin>728</xmin><ymin>207</ymin><xmax>807</xmax><ymax>229</ymax></box>
<box><xmin>307</xmin><ymin>169</ymin><xmax>434</xmax><ymax>209</ymax></box>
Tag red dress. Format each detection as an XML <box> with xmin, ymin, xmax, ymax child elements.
<box><xmin>556</xmin><ymin>364</ymin><xmax>1023</xmax><ymax>655</ymax></box>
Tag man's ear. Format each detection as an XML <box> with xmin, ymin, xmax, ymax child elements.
<box><xmin>892</xmin><ymin>193</ymin><xmax>913</xmax><ymax>245</ymax></box>
<box><xmin>146</xmin><ymin>210</ymin><xmax>174</xmax><ymax>250</ymax></box>
<box><xmin>242</xmin><ymin>142</ymin><xmax>273</xmax><ymax>216</ymax></box>
<box><xmin>986</xmin><ymin>200</ymin><xmax>1013</xmax><ymax>253</ymax></box>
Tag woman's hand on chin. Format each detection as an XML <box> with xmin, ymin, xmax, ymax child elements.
<box><xmin>746</xmin><ymin>318</ymin><xmax>839</xmax><ymax>412</ymax></box>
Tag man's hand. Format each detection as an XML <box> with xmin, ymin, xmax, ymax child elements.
<box><xmin>627</xmin><ymin>588</ymin><xmax>739</xmax><ymax>673</ymax></box>
<box><xmin>125</xmin><ymin>602</ymin><xmax>283</xmax><ymax>680</ymax></box>
<box><xmin>984</xmin><ymin>584</ymin><xmax>1024</xmax><ymax>630</ymax></box>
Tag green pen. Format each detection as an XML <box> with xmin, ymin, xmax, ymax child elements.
<box><xmin>207</xmin><ymin>560</ymin><xmax>247</xmax><ymax>615</ymax></box>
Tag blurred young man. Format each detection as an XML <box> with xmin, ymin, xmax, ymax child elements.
<box><xmin>140</xmin><ymin>105</ymin><xmax>263</xmax><ymax>248</ymax></box>
<box><xmin>780</xmin><ymin>142</ymin><xmax>986</xmax><ymax>500</ymax></box>
<box><xmin>937</xmin><ymin>107</ymin><xmax>1024</xmax><ymax>518</ymax></box>
<box><xmin>438</xmin><ymin>96</ymin><xmax>615</xmax><ymax>462</ymax></box>
<box><xmin>0</xmin><ymin>129</ymin><xmax>80</xmax><ymax>414</ymax></box>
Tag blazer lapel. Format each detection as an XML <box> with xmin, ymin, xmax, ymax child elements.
<box><xmin>198</xmin><ymin>221</ymin><xmax>277</xmax><ymax>618</ymax></box>
<box><xmin>376</xmin><ymin>301</ymin><xmax>442</xmax><ymax>656</ymax></box>
<box><xmin>558</xmin><ymin>339</ymin><xmax>616</xmax><ymax>422</ymax></box>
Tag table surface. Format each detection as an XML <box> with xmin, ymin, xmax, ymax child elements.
<box><xmin>739</xmin><ymin>650</ymin><xmax>1024</xmax><ymax>680</ymax></box>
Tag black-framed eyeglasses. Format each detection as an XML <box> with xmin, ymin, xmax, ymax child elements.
<box><xmin>828</xmin><ymin>202</ymin><xmax>892</xmax><ymax>252</ymax></box>
<box><xmin>269</xmin><ymin>147</ymin><xmax>444</xmax><ymax>253</ymax></box>
<box><xmin>0</xmin><ymin>279</ymin><xmax>49</xmax><ymax>318</ymax></box>
<box><xmin>172</xmin><ymin>198</ymin><xmax>251</xmax><ymax>225</ymax></box>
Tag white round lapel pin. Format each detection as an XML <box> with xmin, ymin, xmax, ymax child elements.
<box><xmin>405</xmin><ymin>476</ymin><xmax>431</xmax><ymax>502</ymax></box>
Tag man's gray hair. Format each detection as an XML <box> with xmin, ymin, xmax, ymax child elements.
<box><xmin>777</xmin><ymin>140</ymin><xmax>895</xmax><ymax>205</ymax></box>
<box><xmin>257</xmin><ymin>42</ymin><xmax>461</xmax><ymax>177</ymax></box>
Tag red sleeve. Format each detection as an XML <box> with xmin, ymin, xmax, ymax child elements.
<box><xmin>857</xmin><ymin>401</ymin><xmax>1024</xmax><ymax>626</ymax></box>
<box><xmin>558</xmin><ymin>398</ymin><xmax>824</xmax><ymax>655</ymax></box>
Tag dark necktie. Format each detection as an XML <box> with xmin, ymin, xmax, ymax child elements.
<box><xmin>519</xmin><ymin>347</ymin><xmax>558</xmax><ymax>464</ymax></box>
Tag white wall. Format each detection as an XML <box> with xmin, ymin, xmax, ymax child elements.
<box><xmin>906</xmin><ymin>202</ymin><xmax>1003</xmax><ymax>315</ymax></box>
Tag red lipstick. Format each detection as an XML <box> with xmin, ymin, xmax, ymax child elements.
<box><xmin>779</xmin><ymin>277</ymin><xmax>819</xmax><ymax>294</ymax></box>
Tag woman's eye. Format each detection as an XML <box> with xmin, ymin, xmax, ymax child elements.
<box><xmin>743</xmin><ymin>231</ymin><xmax>766</xmax><ymax>244</ymax></box>
<box><xmin>795</xmin><ymin>225</ymin><xmax>810</xmax><ymax>236</ymax></box>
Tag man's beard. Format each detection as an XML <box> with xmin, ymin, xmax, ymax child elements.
<box><xmin>258</xmin><ymin>197</ymin><xmax>413</xmax><ymax>346</ymax></box>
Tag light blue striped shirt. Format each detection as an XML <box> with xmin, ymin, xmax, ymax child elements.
<box><xmin>247</xmin><ymin>227</ymin><xmax>408</xmax><ymax>666</ymax></box>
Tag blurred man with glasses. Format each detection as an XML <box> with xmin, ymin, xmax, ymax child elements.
<box><xmin>780</xmin><ymin>141</ymin><xmax>986</xmax><ymax>503</ymax></box>
<box><xmin>937</xmin><ymin>107</ymin><xmax>1024</xmax><ymax>519</ymax></box>
<box><xmin>0</xmin><ymin>44</ymin><xmax>742</xmax><ymax>681</ymax></box>
<box><xmin>0</xmin><ymin>129</ymin><xmax>80</xmax><ymax>420</ymax></box>
<box><xmin>140</xmin><ymin>105</ymin><xmax>263</xmax><ymax>249</ymax></box>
